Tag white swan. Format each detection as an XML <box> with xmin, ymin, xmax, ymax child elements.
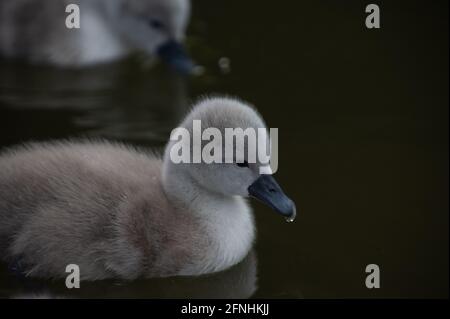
<box><xmin>0</xmin><ymin>97</ymin><xmax>296</xmax><ymax>280</ymax></box>
<box><xmin>0</xmin><ymin>0</ymin><xmax>193</xmax><ymax>72</ymax></box>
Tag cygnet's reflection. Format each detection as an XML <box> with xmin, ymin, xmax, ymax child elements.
<box><xmin>2</xmin><ymin>250</ymin><xmax>257</xmax><ymax>299</ymax></box>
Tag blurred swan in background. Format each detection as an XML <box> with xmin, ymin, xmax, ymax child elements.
<box><xmin>0</xmin><ymin>0</ymin><xmax>194</xmax><ymax>73</ymax></box>
<box><xmin>0</xmin><ymin>97</ymin><xmax>295</xmax><ymax>280</ymax></box>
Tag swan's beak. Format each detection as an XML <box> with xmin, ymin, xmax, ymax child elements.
<box><xmin>248</xmin><ymin>174</ymin><xmax>296</xmax><ymax>222</ymax></box>
<box><xmin>157</xmin><ymin>40</ymin><xmax>195</xmax><ymax>74</ymax></box>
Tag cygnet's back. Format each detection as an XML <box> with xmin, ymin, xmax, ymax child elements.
<box><xmin>0</xmin><ymin>141</ymin><xmax>201</xmax><ymax>280</ymax></box>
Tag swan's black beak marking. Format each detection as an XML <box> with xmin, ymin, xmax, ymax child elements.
<box><xmin>248</xmin><ymin>174</ymin><xmax>296</xmax><ymax>222</ymax></box>
<box><xmin>157</xmin><ymin>40</ymin><xmax>195</xmax><ymax>74</ymax></box>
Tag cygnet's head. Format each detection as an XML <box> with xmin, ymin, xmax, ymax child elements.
<box><xmin>163</xmin><ymin>97</ymin><xmax>296</xmax><ymax>221</ymax></box>
<box><xmin>110</xmin><ymin>0</ymin><xmax>193</xmax><ymax>73</ymax></box>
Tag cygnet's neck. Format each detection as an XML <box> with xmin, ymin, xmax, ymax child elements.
<box><xmin>162</xmin><ymin>162</ymin><xmax>255</xmax><ymax>274</ymax></box>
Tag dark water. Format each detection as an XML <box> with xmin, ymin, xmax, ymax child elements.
<box><xmin>0</xmin><ymin>0</ymin><xmax>448</xmax><ymax>298</ymax></box>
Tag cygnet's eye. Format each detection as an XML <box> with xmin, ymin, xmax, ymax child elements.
<box><xmin>236</xmin><ymin>161</ymin><xmax>249</xmax><ymax>168</ymax></box>
<box><xmin>149</xmin><ymin>19</ymin><xmax>164</xmax><ymax>29</ymax></box>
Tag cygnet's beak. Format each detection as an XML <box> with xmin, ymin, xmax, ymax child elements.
<box><xmin>248</xmin><ymin>174</ymin><xmax>296</xmax><ymax>222</ymax></box>
<box><xmin>157</xmin><ymin>40</ymin><xmax>195</xmax><ymax>74</ymax></box>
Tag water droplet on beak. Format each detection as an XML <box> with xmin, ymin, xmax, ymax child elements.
<box><xmin>285</xmin><ymin>216</ymin><xmax>295</xmax><ymax>223</ymax></box>
<box><xmin>285</xmin><ymin>204</ymin><xmax>296</xmax><ymax>223</ymax></box>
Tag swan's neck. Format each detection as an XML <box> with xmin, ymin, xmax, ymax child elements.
<box><xmin>77</xmin><ymin>3</ymin><xmax>128</xmax><ymax>65</ymax></box>
<box><xmin>162</xmin><ymin>164</ymin><xmax>255</xmax><ymax>275</ymax></box>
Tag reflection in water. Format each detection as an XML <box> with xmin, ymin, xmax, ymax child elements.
<box><xmin>0</xmin><ymin>59</ymin><xmax>189</xmax><ymax>144</ymax></box>
<box><xmin>1</xmin><ymin>251</ymin><xmax>257</xmax><ymax>299</ymax></box>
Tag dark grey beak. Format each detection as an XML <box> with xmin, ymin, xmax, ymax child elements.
<box><xmin>157</xmin><ymin>40</ymin><xmax>195</xmax><ymax>74</ymax></box>
<box><xmin>248</xmin><ymin>174</ymin><xmax>296</xmax><ymax>222</ymax></box>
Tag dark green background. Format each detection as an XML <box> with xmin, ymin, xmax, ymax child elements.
<box><xmin>0</xmin><ymin>0</ymin><xmax>448</xmax><ymax>298</ymax></box>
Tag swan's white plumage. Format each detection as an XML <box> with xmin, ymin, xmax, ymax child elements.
<box><xmin>0</xmin><ymin>0</ymin><xmax>190</xmax><ymax>66</ymax></box>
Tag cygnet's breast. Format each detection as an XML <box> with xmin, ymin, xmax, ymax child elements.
<box><xmin>179</xmin><ymin>196</ymin><xmax>255</xmax><ymax>276</ymax></box>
